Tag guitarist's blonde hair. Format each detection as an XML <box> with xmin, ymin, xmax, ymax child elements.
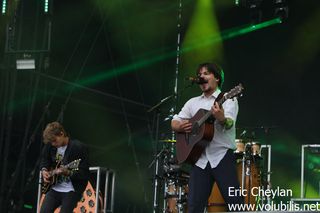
<box><xmin>43</xmin><ymin>121</ymin><xmax>68</xmax><ymax>144</ymax></box>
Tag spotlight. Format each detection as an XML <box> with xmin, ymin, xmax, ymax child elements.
<box><xmin>274</xmin><ymin>0</ymin><xmax>288</xmax><ymax>21</ymax></box>
<box><xmin>16</xmin><ymin>59</ymin><xmax>35</xmax><ymax>70</ymax></box>
<box><xmin>44</xmin><ymin>0</ymin><xmax>49</xmax><ymax>13</ymax></box>
<box><xmin>235</xmin><ymin>0</ymin><xmax>263</xmax><ymax>9</ymax></box>
<box><xmin>2</xmin><ymin>0</ymin><xmax>6</xmax><ymax>15</ymax></box>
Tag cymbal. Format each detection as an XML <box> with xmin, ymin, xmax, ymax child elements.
<box><xmin>160</xmin><ymin>139</ymin><xmax>176</xmax><ymax>143</ymax></box>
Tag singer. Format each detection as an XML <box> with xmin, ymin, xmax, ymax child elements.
<box><xmin>171</xmin><ymin>62</ymin><xmax>243</xmax><ymax>212</ymax></box>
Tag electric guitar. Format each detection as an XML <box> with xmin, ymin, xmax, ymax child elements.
<box><xmin>176</xmin><ymin>84</ymin><xmax>244</xmax><ymax>164</ymax></box>
<box><xmin>41</xmin><ymin>159</ymin><xmax>81</xmax><ymax>194</ymax></box>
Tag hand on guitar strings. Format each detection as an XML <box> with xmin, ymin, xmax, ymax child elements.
<box><xmin>178</xmin><ymin>120</ymin><xmax>192</xmax><ymax>133</ymax></box>
<box><xmin>42</xmin><ymin>170</ymin><xmax>51</xmax><ymax>183</ymax></box>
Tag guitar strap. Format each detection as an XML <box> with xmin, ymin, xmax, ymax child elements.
<box><xmin>215</xmin><ymin>92</ymin><xmax>225</xmax><ymax>105</ymax></box>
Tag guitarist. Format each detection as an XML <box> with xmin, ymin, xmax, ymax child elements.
<box><xmin>39</xmin><ymin>121</ymin><xmax>90</xmax><ymax>213</ymax></box>
<box><xmin>171</xmin><ymin>63</ymin><xmax>243</xmax><ymax>212</ymax></box>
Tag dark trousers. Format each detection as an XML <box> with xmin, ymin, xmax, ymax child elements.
<box><xmin>40</xmin><ymin>190</ymin><xmax>82</xmax><ymax>213</ymax></box>
<box><xmin>188</xmin><ymin>149</ymin><xmax>244</xmax><ymax>213</ymax></box>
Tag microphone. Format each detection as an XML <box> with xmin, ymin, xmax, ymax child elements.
<box><xmin>185</xmin><ymin>76</ymin><xmax>208</xmax><ymax>84</ymax></box>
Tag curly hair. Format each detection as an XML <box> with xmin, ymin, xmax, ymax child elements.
<box><xmin>196</xmin><ymin>62</ymin><xmax>224</xmax><ymax>88</ymax></box>
<box><xmin>43</xmin><ymin>121</ymin><xmax>68</xmax><ymax>144</ymax></box>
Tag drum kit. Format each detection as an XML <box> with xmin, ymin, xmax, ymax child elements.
<box><xmin>153</xmin><ymin>137</ymin><xmax>271</xmax><ymax>213</ymax></box>
<box><xmin>160</xmin><ymin>139</ymin><xmax>189</xmax><ymax>213</ymax></box>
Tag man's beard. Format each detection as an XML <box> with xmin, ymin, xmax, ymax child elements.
<box><xmin>201</xmin><ymin>84</ymin><xmax>210</xmax><ymax>92</ymax></box>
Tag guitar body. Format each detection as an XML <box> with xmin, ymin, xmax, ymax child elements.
<box><xmin>176</xmin><ymin>109</ymin><xmax>214</xmax><ymax>164</ymax></box>
<box><xmin>41</xmin><ymin>159</ymin><xmax>81</xmax><ymax>194</ymax></box>
<box><xmin>41</xmin><ymin>178</ymin><xmax>56</xmax><ymax>194</ymax></box>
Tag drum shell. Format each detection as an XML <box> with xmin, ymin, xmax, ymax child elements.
<box><xmin>165</xmin><ymin>182</ymin><xmax>188</xmax><ymax>213</ymax></box>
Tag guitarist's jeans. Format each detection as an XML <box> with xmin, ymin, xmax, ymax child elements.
<box><xmin>188</xmin><ymin>149</ymin><xmax>244</xmax><ymax>213</ymax></box>
<box><xmin>40</xmin><ymin>189</ymin><xmax>82</xmax><ymax>213</ymax></box>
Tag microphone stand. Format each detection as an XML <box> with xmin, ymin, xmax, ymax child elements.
<box><xmin>149</xmin><ymin>0</ymin><xmax>185</xmax><ymax>211</ymax></box>
<box><xmin>148</xmin><ymin>83</ymin><xmax>193</xmax><ymax>213</ymax></box>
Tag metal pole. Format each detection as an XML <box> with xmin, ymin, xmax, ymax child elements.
<box><xmin>152</xmin><ymin>152</ymin><xmax>160</xmax><ymax>213</ymax></box>
<box><xmin>172</xmin><ymin>0</ymin><xmax>183</xmax><ymax>116</ymax></box>
<box><xmin>110</xmin><ymin>170</ymin><xmax>116</xmax><ymax>213</ymax></box>
<box><xmin>152</xmin><ymin>111</ymin><xmax>161</xmax><ymax>213</ymax></box>
<box><xmin>301</xmin><ymin>145</ymin><xmax>305</xmax><ymax>198</ymax></box>
<box><xmin>261</xmin><ymin>144</ymin><xmax>272</xmax><ymax>205</ymax></box>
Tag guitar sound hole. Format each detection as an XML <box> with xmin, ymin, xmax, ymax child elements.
<box><xmin>86</xmin><ymin>189</ymin><xmax>92</xmax><ymax>197</ymax></box>
<box><xmin>88</xmin><ymin>199</ymin><xmax>95</xmax><ymax>207</ymax></box>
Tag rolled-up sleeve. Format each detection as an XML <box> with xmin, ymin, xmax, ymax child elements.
<box><xmin>222</xmin><ymin>98</ymin><xmax>239</xmax><ymax>122</ymax></box>
<box><xmin>172</xmin><ymin>100</ymin><xmax>193</xmax><ymax>121</ymax></box>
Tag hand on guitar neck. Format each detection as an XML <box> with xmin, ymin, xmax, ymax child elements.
<box><xmin>42</xmin><ymin>166</ymin><xmax>71</xmax><ymax>183</ymax></box>
<box><xmin>211</xmin><ymin>102</ymin><xmax>226</xmax><ymax>124</ymax></box>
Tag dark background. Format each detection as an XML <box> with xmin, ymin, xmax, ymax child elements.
<box><xmin>0</xmin><ymin>0</ymin><xmax>320</xmax><ymax>212</ymax></box>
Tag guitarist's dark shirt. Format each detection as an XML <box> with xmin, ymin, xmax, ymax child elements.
<box><xmin>40</xmin><ymin>139</ymin><xmax>90</xmax><ymax>194</ymax></box>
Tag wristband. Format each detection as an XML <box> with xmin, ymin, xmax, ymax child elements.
<box><xmin>221</xmin><ymin>118</ymin><xmax>234</xmax><ymax>130</ymax></box>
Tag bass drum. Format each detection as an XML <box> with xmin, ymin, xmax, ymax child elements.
<box><xmin>38</xmin><ymin>181</ymin><xmax>103</xmax><ymax>213</ymax></box>
<box><xmin>207</xmin><ymin>157</ymin><xmax>261</xmax><ymax>212</ymax></box>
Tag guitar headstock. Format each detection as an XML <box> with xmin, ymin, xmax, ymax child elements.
<box><xmin>225</xmin><ymin>83</ymin><xmax>244</xmax><ymax>100</ymax></box>
<box><xmin>66</xmin><ymin>159</ymin><xmax>81</xmax><ymax>170</ymax></box>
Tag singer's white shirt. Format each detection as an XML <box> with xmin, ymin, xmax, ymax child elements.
<box><xmin>172</xmin><ymin>89</ymin><xmax>238</xmax><ymax>169</ymax></box>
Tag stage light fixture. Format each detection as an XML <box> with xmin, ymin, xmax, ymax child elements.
<box><xmin>274</xmin><ymin>0</ymin><xmax>288</xmax><ymax>21</ymax></box>
<box><xmin>2</xmin><ymin>0</ymin><xmax>6</xmax><ymax>14</ymax></box>
<box><xmin>235</xmin><ymin>0</ymin><xmax>263</xmax><ymax>9</ymax></box>
<box><xmin>16</xmin><ymin>59</ymin><xmax>35</xmax><ymax>70</ymax></box>
<box><xmin>235</xmin><ymin>0</ymin><xmax>263</xmax><ymax>24</ymax></box>
<box><xmin>44</xmin><ymin>0</ymin><xmax>49</xmax><ymax>13</ymax></box>
<box><xmin>16</xmin><ymin>54</ymin><xmax>36</xmax><ymax>70</ymax></box>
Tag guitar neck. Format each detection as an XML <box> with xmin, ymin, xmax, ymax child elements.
<box><xmin>217</xmin><ymin>95</ymin><xmax>227</xmax><ymax>106</ymax></box>
<box><xmin>197</xmin><ymin>111</ymin><xmax>213</xmax><ymax>126</ymax></box>
<box><xmin>48</xmin><ymin>168</ymin><xmax>60</xmax><ymax>177</ymax></box>
<box><xmin>196</xmin><ymin>94</ymin><xmax>227</xmax><ymax>126</ymax></box>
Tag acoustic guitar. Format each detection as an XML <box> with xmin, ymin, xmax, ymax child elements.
<box><xmin>41</xmin><ymin>159</ymin><xmax>81</xmax><ymax>194</ymax></box>
<box><xmin>176</xmin><ymin>84</ymin><xmax>244</xmax><ymax>164</ymax></box>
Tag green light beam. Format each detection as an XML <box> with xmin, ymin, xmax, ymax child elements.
<box><xmin>182</xmin><ymin>17</ymin><xmax>282</xmax><ymax>53</ymax></box>
<box><xmin>79</xmin><ymin>18</ymin><xmax>281</xmax><ymax>87</ymax></box>
<box><xmin>23</xmin><ymin>204</ymin><xmax>33</xmax><ymax>209</ymax></box>
<box><xmin>9</xmin><ymin>18</ymin><xmax>282</xmax><ymax>111</ymax></box>
<box><xmin>181</xmin><ymin>0</ymin><xmax>223</xmax><ymax>71</ymax></box>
